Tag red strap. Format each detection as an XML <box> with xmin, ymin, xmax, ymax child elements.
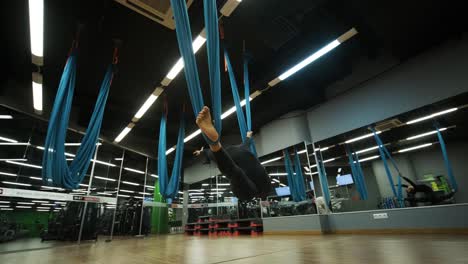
<box><xmin>112</xmin><ymin>47</ymin><xmax>119</xmax><ymax>65</ymax></box>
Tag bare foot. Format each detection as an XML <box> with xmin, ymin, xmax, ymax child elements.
<box><xmin>196</xmin><ymin>106</ymin><xmax>219</xmax><ymax>143</ymax></box>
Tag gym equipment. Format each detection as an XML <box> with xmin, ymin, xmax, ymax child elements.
<box><xmin>171</xmin><ymin>0</ymin><xmax>222</xmax><ymax>144</ymax></box>
<box><xmin>158</xmin><ymin>107</ymin><xmax>185</xmax><ymax>202</ymax></box>
<box><xmin>42</xmin><ymin>38</ymin><xmax>119</xmax><ymax>189</ymax></box>
<box><xmin>41</xmin><ymin>202</ymin><xmax>101</xmax><ymax>241</ymax></box>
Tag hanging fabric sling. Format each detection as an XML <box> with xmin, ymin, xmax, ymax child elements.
<box><xmin>42</xmin><ymin>42</ymin><xmax>119</xmax><ymax>189</ymax></box>
<box><xmin>345</xmin><ymin>146</ymin><xmax>369</xmax><ymax>200</ymax></box>
<box><xmin>170</xmin><ymin>0</ymin><xmax>222</xmax><ymax>144</ymax></box>
<box><xmin>224</xmin><ymin>49</ymin><xmax>258</xmax><ymax>156</ymax></box>
<box><xmin>158</xmin><ymin>106</ymin><xmax>185</xmax><ymax>203</ymax></box>
<box><xmin>292</xmin><ymin>147</ymin><xmax>307</xmax><ymax>200</ymax></box>
<box><xmin>434</xmin><ymin>122</ymin><xmax>457</xmax><ymax>191</ymax></box>
<box><xmin>371</xmin><ymin>128</ymin><xmax>404</xmax><ymax>207</ymax></box>
<box><xmin>283</xmin><ymin>148</ymin><xmax>306</xmax><ymax>202</ymax></box>
<box><xmin>315</xmin><ymin>149</ymin><xmax>332</xmax><ymax>207</ymax></box>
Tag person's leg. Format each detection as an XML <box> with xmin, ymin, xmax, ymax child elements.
<box><xmin>196</xmin><ymin>106</ymin><xmax>258</xmax><ymax>195</ymax></box>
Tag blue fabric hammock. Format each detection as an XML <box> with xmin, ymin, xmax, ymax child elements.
<box><xmin>434</xmin><ymin>123</ymin><xmax>457</xmax><ymax>191</ymax></box>
<box><xmin>42</xmin><ymin>54</ymin><xmax>114</xmax><ymax>189</ymax></box>
<box><xmin>224</xmin><ymin>49</ymin><xmax>258</xmax><ymax>156</ymax></box>
<box><xmin>171</xmin><ymin>0</ymin><xmax>222</xmax><ymax>144</ymax></box>
<box><xmin>371</xmin><ymin>128</ymin><xmax>404</xmax><ymax>207</ymax></box>
<box><xmin>158</xmin><ymin>111</ymin><xmax>185</xmax><ymax>203</ymax></box>
<box><xmin>283</xmin><ymin>148</ymin><xmax>306</xmax><ymax>202</ymax></box>
<box><xmin>315</xmin><ymin>150</ymin><xmax>332</xmax><ymax>206</ymax></box>
<box><xmin>346</xmin><ymin>146</ymin><xmax>369</xmax><ymax>200</ymax></box>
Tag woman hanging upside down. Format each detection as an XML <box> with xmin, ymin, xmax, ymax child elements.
<box><xmin>193</xmin><ymin>106</ymin><xmax>272</xmax><ymax>201</ymax></box>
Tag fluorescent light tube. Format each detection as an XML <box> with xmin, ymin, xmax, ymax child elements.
<box><xmin>184</xmin><ymin>130</ymin><xmax>202</xmax><ymax>143</ymax></box>
<box><xmin>201</xmin><ymin>183</ymin><xmax>209</xmax><ymax>186</ymax></box>
<box><xmin>41</xmin><ymin>186</ymin><xmax>64</xmax><ymax>191</ymax></box>
<box><xmin>345</xmin><ymin>131</ymin><xmax>381</xmax><ymax>144</ymax></box>
<box><xmin>406</xmin><ymin>108</ymin><xmax>458</xmax><ymax>125</ymax></box>
<box><xmin>119</xmin><ymin>189</ymin><xmax>135</xmax><ymax>193</ymax></box>
<box><xmin>166</xmin><ymin>35</ymin><xmax>206</xmax><ymax>80</ymax></box>
<box><xmin>32</xmin><ymin>81</ymin><xmax>43</xmax><ymax>112</ymax></box>
<box><xmin>0</xmin><ymin>142</ymin><xmax>30</xmax><ymax>146</ymax></box>
<box><xmin>0</xmin><ymin>115</ymin><xmax>13</xmax><ymax>119</ymax></box>
<box><xmin>0</xmin><ymin>171</ymin><xmax>17</xmax><ymax>177</ymax></box>
<box><xmin>118</xmin><ymin>194</ymin><xmax>130</xmax><ymax>197</ymax></box>
<box><xmin>272</xmin><ymin>179</ymin><xmax>280</xmax><ymax>183</ymax></box>
<box><xmin>122</xmin><ymin>181</ymin><xmax>139</xmax><ymax>186</ymax></box>
<box><xmin>261</xmin><ymin>157</ymin><xmax>282</xmax><ymax>165</ymax></box>
<box><xmin>166</xmin><ymin>147</ymin><xmax>175</xmax><ymax>155</ymax></box>
<box><xmin>150</xmin><ymin>174</ymin><xmax>159</xmax><ymax>178</ymax></box>
<box><xmin>0</xmin><ymin>136</ymin><xmax>18</xmax><ymax>143</ymax></box>
<box><xmin>269</xmin><ymin>173</ymin><xmax>288</xmax><ymax>176</ymax></box>
<box><xmin>124</xmin><ymin>167</ymin><xmax>145</xmax><ymax>174</ymax></box>
<box><xmin>355</xmin><ymin>146</ymin><xmax>380</xmax><ymax>154</ymax></box>
<box><xmin>134</xmin><ymin>94</ymin><xmax>158</xmax><ymax>119</ymax></box>
<box><xmin>97</xmin><ymin>192</ymin><xmax>112</xmax><ymax>196</ymax></box>
<box><xmin>0</xmin><ymin>201</ymin><xmax>10</xmax><ymax>204</ymax></box>
<box><xmin>2</xmin><ymin>181</ymin><xmax>32</xmax><ymax>187</ymax></box>
<box><xmin>17</xmin><ymin>202</ymin><xmax>34</xmax><ymax>205</ymax></box>
<box><xmin>398</xmin><ymin>143</ymin><xmax>433</xmax><ymax>153</ymax></box>
<box><xmin>91</xmin><ymin>159</ymin><xmax>116</xmax><ymax>167</ymax></box>
<box><xmin>114</xmin><ymin>126</ymin><xmax>132</xmax><ymax>143</ymax></box>
<box><xmin>0</xmin><ymin>208</ymin><xmax>13</xmax><ymax>211</ymax></box>
<box><xmin>16</xmin><ymin>206</ymin><xmax>32</xmax><ymax>209</ymax></box>
<box><xmin>32</xmin><ymin>200</ymin><xmax>49</xmax><ymax>203</ymax></box>
<box><xmin>29</xmin><ymin>177</ymin><xmax>42</xmax><ymax>181</ymax></box>
<box><xmin>5</xmin><ymin>160</ymin><xmax>42</xmax><ymax>169</ymax></box>
<box><xmin>355</xmin><ymin>155</ymin><xmax>380</xmax><ymax>163</ymax></box>
<box><xmin>94</xmin><ymin>176</ymin><xmax>116</xmax><ymax>182</ymax></box>
<box><xmin>28</xmin><ymin>0</ymin><xmax>43</xmax><ymax>58</ymax></box>
<box><xmin>406</xmin><ymin>128</ymin><xmax>447</xmax><ymax>141</ymax></box>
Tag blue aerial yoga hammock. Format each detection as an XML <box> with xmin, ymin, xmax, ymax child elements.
<box><xmin>283</xmin><ymin>147</ymin><xmax>306</xmax><ymax>202</ymax></box>
<box><xmin>42</xmin><ymin>48</ymin><xmax>117</xmax><ymax>189</ymax></box>
<box><xmin>371</xmin><ymin>128</ymin><xmax>404</xmax><ymax>207</ymax></box>
<box><xmin>434</xmin><ymin>122</ymin><xmax>457</xmax><ymax>191</ymax></box>
<box><xmin>345</xmin><ymin>146</ymin><xmax>369</xmax><ymax>200</ymax></box>
<box><xmin>315</xmin><ymin>149</ymin><xmax>332</xmax><ymax>207</ymax></box>
<box><xmin>224</xmin><ymin>49</ymin><xmax>258</xmax><ymax>156</ymax></box>
<box><xmin>158</xmin><ymin>109</ymin><xmax>185</xmax><ymax>203</ymax></box>
<box><xmin>170</xmin><ymin>0</ymin><xmax>222</xmax><ymax>144</ymax></box>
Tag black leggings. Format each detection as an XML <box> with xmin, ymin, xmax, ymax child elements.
<box><xmin>211</xmin><ymin>146</ymin><xmax>258</xmax><ymax>196</ymax></box>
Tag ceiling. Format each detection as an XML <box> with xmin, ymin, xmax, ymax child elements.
<box><xmin>2</xmin><ymin>0</ymin><xmax>467</xmax><ymax>166</ymax></box>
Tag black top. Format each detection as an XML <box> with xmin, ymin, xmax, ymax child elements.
<box><xmin>202</xmin><ymin>139</ymin><xmax>272</xmax><ymax>200</ymax></box>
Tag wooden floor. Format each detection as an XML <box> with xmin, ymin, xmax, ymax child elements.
<box><xmin>1</xmin><ymin>234</ymin><xmax>468</xmax><ymax>264</ymax></box>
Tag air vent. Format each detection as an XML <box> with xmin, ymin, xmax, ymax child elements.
<box><xmin>374</xmin><ymin>118</ymin><xmax>403</xmax><ymax>131</ymax></box>
<box><xmin>115</xmin><ymin>0</ymin><xmax>194</xmax><ymax>30</ymax></box>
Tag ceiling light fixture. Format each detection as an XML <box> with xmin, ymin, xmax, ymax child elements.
<box><xmin>16</xmin><ymin>206</ymin><xmax>33</xmax><ymax>209</ymax></box>
<box><xmin>122</xmin><ymin>181</ymin><xmax>140</xmax><ymax>186</ymax></box>
<box><xmin>32</xmin><ymin>73</ymin><xmax>43</xmax><ymax>113</ymax></box>
<box><xmin>406</xmin><ymin>108</ymin><xmax>458</xmax><ymax>125</ymax></box>
<box><xmin>2</xmin><ymin>181</ymin><xmax>32</xmax><ymax>187</ymax></box>
<box><xmin>0</xmin><ymin>136</ymin><xmax>18</xmax><ymax>143</ymax></box>
<box><xmin>119</xmin><ymin>189</ymin><xmax>135</xmax><ymax>193</ymax></box>
<box><xmin>0</xmin><ymin>142</ymin><xmax>30</xmax><ymax>146</ymax></box>
<box><xmin>0</xmin><ymin>171</ymin><xmax>17</xmax><ymax>177</ymax></box>
<box><xmin>261</xmin><ymin>157</ymin><xmax>282</xmax><ymax>165</ymax></box>
<box><xmin>134</xmin><ymin>94</ymin><xmax>158</xmax><ymax>120</ymax></box>
<box><xmin>398</xmin><ymin>143</ymin><xmax>433</xmax><ymax>153</ymax></box>
<box><xmin>355</xmin><ymin>155</ymin><xmax>380</xmax><ymax>163</ymax></box>
<box><xmin>0</xmin><ymin>115</ymin><xmax>13</xmax><ymax>119</ymax></box>
<box><xmin>94</xmin><ymin>176</ymin><xmax>116</xmax><ymax>182</ymax></box>
<box><xmin>28</xmin><ymin>0</ymin><xmax>43</xmax><ymax>61</ymax></box>
<box><xmin>124</xmin><ymin>167</ymin><xmax>145</xmax><ymax>174</ymax></box>
<box><xmin>114</xmin><ymin>125</ymin><xmax>133</xmax><ymax>143</ymax></box>
<box><xmin>354</xmin><ymin>145</ymin><xmax>380</xmax><ymax>154</ymax></box>
<box><xmin>5</xmin><ymin>160</ymin><xmax>42</xmax><ymax>169</ymax></box>
<box><xmin>406</xmin><ymin>128</ymin><xmax>447</xmax><ymax>141</ymax></box>
<box><xmin>165</xmin><ymin>35</ymin><xmax>206</xmax><ymax>81</ymax></box>
<box><xmin>310</xmin><ymin>158</ymin><xmax>336</xmax><ymax>168</ymax></box>
<box><xmin>345</xmin><ymin>131</ymin><xmax>381</xmax><ymax>144</ymax></box>
<box><xmin>150</xmin><ymin>174</ymin><xmax>159</xmax><ymax>178</ymax></box>
<box><xmin>268</xmin><ymin>28</ymin><xmax>357</xmax><ymax>87</ymax></box>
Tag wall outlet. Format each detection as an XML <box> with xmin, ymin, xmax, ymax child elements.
<box><xmin>373</xmin><ymin>213</ymin><xmax>388</xmax><ymax>219</ymax></box>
